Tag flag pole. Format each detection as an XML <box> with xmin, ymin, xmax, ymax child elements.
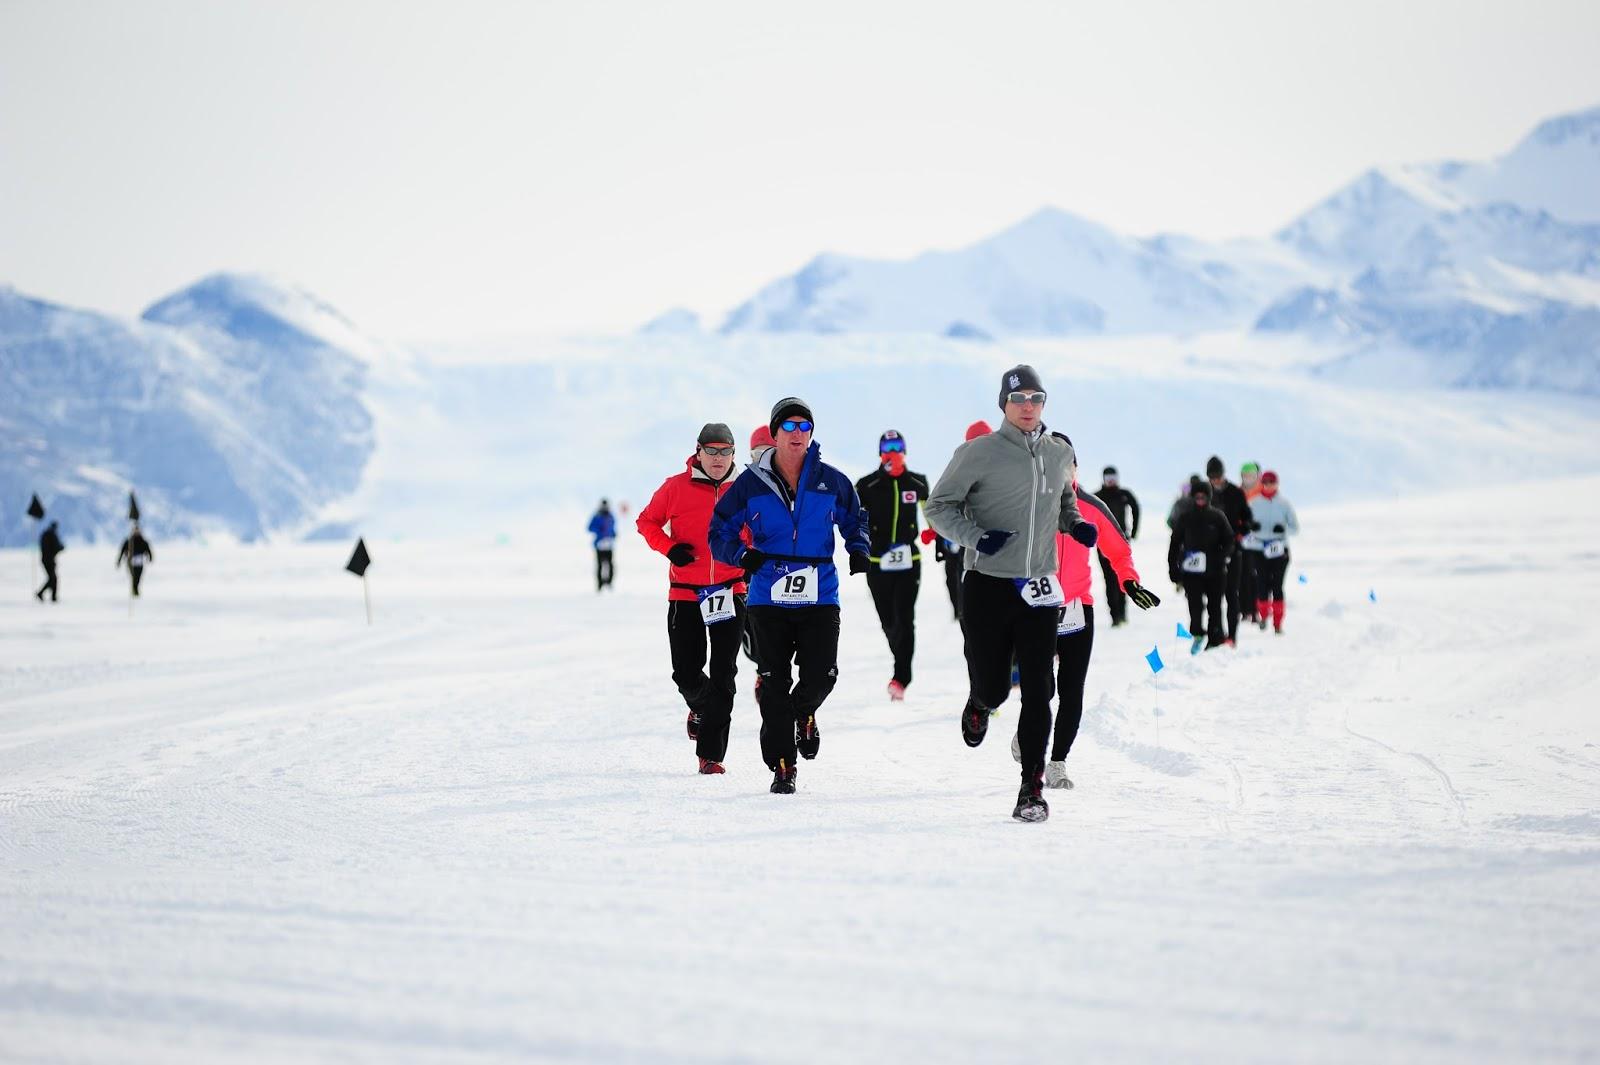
<box><xmin>363</xmin><ymin>573</ymin><xmax>372</xmax><ymax>625</ymax></box>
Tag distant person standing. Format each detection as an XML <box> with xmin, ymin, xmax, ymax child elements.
<box><xmin>116</xmin><ymin>523</ymin><xmax>154</xmax><ymax>597</ymax></box>
<box><xmin>36</xmin><ymin>521</ymin><xmax>63</xmax><ymax>602</ymax></box>
<box><xmin>1093</xmin><ymin>466</ymin><xmax>1140</xmax><ymax>626</ymax></box>
<box><xmin>1250</xmin><ymin>470</ymin><xmax>1299</xmax><ymax>634</ymax></box>
<box><xmin>587</xmin><ymin>499</ymin><xmax>617</xmax><ymax>592</ymax></box>
<box><xmin>854</xmin><ymin>429</ymin><xmax>931</xmax><ymax>701</ymax></box>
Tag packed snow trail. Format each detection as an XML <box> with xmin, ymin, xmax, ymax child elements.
<box><xmin>2</xmin><ymin>480</ymin><xmax>1598</xmax><ymax>1063</ymax></box>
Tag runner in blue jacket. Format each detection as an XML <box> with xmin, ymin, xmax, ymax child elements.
<box><xmin>587</xmin><ymin>500</ymin><xmax>617</xmax><ymax>592</ymax></box>
<box><xmin>710</xmin><ymin>397</ymin><xmax>870</xmax><ymax>794</ymax></box>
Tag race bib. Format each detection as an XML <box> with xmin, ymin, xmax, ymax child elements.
<box><xmin>1242</xmin><ymin>532</ymin><xmax>1263</xmax><ymax>551</ymax></box>
<box><xmin>1263</xmin><ymin>540</ymin><xmax>1287</xmax><ymax>560</ymax></box>
<box><xmin>596</xmin><ymin>538</ymin><xmax>615</xmax><ymax>551</ymax></box>
<box><xmin>879</xmin><ymin>544</ymin><xmax>913</xmax><ymax>572</ymax></box>
<box><xmin>130</xmin><ymin>554</ymin><xmax>148</xmax><ymax>567</ymax></box>
<box><xmin>1181</xmin><ymin>552</ymin><xmax>1207</xmax><ymax>574</ymax></box>
<box><xmin>771</xmin><ymin>565</ymin><xmax>819</xmax><ymax>605</ymax></box>
<box><xmin>1057</xmin><ymin>597</ymin><xmax>1086</xmax><ymax>635</ymax></box>
<box><xmin>698</xmin><ymin>588</ymin><xmax>737</xmax><ymax>625</ymax></box>
<box><xmin>1014</xmin><ymin>574</ymin><xmax>1065</xmax><ymax>608</ymax></box>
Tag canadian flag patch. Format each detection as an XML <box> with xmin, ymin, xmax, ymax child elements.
<box><xmin>901</xmin><ymin>490</ymin><xmax>917</xmax><ymax>503</ymax></box>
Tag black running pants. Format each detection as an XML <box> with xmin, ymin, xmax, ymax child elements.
<box><xmin>961</xmin><ymin>571</ymin><xmax>1057</xmax><ymax>777</ymax></box>
<box><xmin>748</xmin><ymin>605</ymin><xmax>840</xmax><ymax>771</ymax></box>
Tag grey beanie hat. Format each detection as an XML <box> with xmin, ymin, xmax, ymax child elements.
<box><xmin>998</xmin><ymin>364</ymin><xmax>1045</xmax><ymax>410</ymax></box>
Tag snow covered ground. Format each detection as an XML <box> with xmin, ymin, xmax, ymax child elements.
<box><xmin>2</xmin><ymin>476</ymin><xmax>1598</xmax><ymax>1063</ymax></box>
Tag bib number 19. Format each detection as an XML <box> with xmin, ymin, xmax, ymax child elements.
<box><xmin>772</xmin><ymin>565</ymin><xmax>820</xmax><ymax>605</ymax></box>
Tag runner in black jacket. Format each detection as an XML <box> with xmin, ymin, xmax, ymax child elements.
<box><xmin>1205</xmin><ymin>456</ymin><xmax>1254</xmax><ymax>644</ymax></box>
<box><xmin>1168</xmin><ymin>483</ymin><xmax>1235</xmax><ymax>652</ymax></box>
<box><xmin>115</xmin><ymin>524</ymin><xmax>154</xmax><ymax>597</ymax></box>
<box><xmin>854</xmin><ymin>430</ymin><xmax>931</xmax><ymax>700</ymax></box>
<box><xmin>1093</xmin><ymin>466</ymin><xmax>1140</xmax><ymax>626</ymax></box>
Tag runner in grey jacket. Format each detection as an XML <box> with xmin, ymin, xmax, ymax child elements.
<box><xmin>925</xmin><ymin>364</ymin><xmax>1097</xmax><ymax>824</ymax></box>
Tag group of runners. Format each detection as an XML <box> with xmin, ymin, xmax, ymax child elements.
<box><xmin>1165</xmin><ymin>457</ymin><xmax>1300</xmax><ymax>654</ymax></box>
<box><xmin>624</xmin><ymin>365</ymin><xmax>1197</xmax><ymax>822</ymax></box>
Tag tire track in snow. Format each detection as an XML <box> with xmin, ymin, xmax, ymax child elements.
<box><xmin>1343</xmin><ymin>709</ymin><xmax>1470</xmax><ymax>829</ymax></box>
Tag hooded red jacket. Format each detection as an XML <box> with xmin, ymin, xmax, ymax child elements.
<box><xmin>637</xmin><ymin>456</ymin><xmax>750</xmax><ymax>602</ymax></box>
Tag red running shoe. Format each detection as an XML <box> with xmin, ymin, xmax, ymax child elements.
<box><xmin>887</xmin><ymin>680</ymin><xmax>906</xmax><ymax>701</ymax></box>
<box><xmin>697</xmin><ymin>757</ymin><xmax>725</xmax><ymax>775</ymax></box>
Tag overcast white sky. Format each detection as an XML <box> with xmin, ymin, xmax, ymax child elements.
<box><xmin>2</xmin><ymin>0</ymin><xmax>1598</xmax><ymax>340</ymax></box>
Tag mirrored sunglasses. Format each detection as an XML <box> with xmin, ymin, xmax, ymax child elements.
<box><xmin>779</xmin><ymin>419</ymin><xmax>814</xmax><ymax>433</ymax></box>
<box><xmin>879</xmin><ymin>440</ymin><xmax>906</xmax><ymax>454</ymax></box>
<box><xmin>1006</xmin><ymin>391</ymin><xmax>1046</xmax><ymax>406</ymax></box>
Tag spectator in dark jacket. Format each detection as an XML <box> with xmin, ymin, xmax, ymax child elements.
<box><xmin>1206</xmin><ymin>455</ymin><xmax>1254</xmax><ymax>643</ymax></box>
<box><xmin>36</xmin><ymin>521</ymin><xmax>64</xmax><ymax>602</ymax></box>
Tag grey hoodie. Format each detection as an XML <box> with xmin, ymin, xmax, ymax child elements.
<box><xmin>925</xmin><ymin>420</ymin><xmax>1083</xmax><ymax>580</ymax></box>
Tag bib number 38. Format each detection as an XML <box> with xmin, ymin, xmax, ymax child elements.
<box><xmin>1015</xmin><ymin>574</ymin><xmax>1065</xmax><ymax>608</ymax></box>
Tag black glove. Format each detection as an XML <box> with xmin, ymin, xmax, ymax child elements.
<box><xmin>1272</xmin><ymin>523</ymin><xmax>1285</xmax><ymax>533</ymax></box>
<box><xmin>739</xmin><ymin>548</ymin><xmax>768</xmax><ymax>574</ymax></box>
<box><xmin>1169</xmin><ymin>570</ymin><xmax>1182</xmax><ymax>586</ymax></box>
<box><xmin>848</xmin><ymin>552</ymin><xmax>869</xmax><ymax>575</ymax></box>
<box><xmin>975</xmin><ymin>529</ymin><xmax>1013</xmax><ymax>556</ymax></box>
<box><xmin>667</xmin><ymin>543</ymin><xmax>696</xmax><ymax>566</ymax></box>
<box><xmin>934</xmin><ymin>540</ymin><xmax>948</xmax><ymax>563</ymax></box>
<box><xmin>1250</xmin><ymin>520</ymin><xmax>1261</xmax><ymax>531</ymax></box>
<box><xmin>1123</xmin><ymin>580</ymin><xmax>1160</xmax><ymax>610</ymax></box>
<box><xmin>1069</xmin><ymin>521</ymin><xmax>1098</xmax><ymax>548</ymax></box>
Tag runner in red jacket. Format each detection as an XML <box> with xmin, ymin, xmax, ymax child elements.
<box><xmin>1013</xmin><ymin>478</ymin><xmax>1160</xmax><ymax>789</ymax></box>
<box><xmin>636</xmin><ymin>423</ymin><xmax>749</xmax><ymax>774</ymax></box>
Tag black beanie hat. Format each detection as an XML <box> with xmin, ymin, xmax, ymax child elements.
<box><xmin>1206</xmin><ymin>455</ymin><xmax>1225</xmax><ymax>478</ymax></box>
<box><xmin>998</xmin><ymin>364</ymin><xmax>1045</xmax><ymax>410</ymax></box>
<box><xmin>696</xmin><ymin>422</ymin><xmax>734</xmax><ymax>446</ymax></box>
<box><xmin>1103</xmin><ymin>465</ymin><xmax>1118</xmax><ymax>478</ymax></box>
<box><xmin>769</xmin><ymin>397</ymin><xmax>814</xmax><ymax>437</ymax></box>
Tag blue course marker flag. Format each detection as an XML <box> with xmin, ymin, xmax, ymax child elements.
<box><xmin>1146</xmin><ymin>646</ymin><xmax>1165</xmax><ymax>674</ymax></box>
<box><xmin>1298</xmin><ymin>573</ymin><xmax>1309</xmax><ymax>585</ymax></box>
<box><xmin>1176</xmin><ymin>622</ymin><xmax>1192</xmax><ymax>640</ymax></box>
<box><xmin>1369</xmin><ymin>588</ymin><xmax>1377</xmax><ymax>603</ymax></box>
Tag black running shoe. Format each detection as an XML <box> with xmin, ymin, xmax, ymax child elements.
<box><xmin>770</xmin><ymin>759</ymin><xmax>797</xmax><ymax>794</ymax></box>
<box><xmin>1012</xmin><ymin>772</ymin><xmax>1049</xmax><ymax>823</ymax></box>
<box><xmin>961</xmin><ymin>697</ymin><xmax>989</xmax><ymax>748</ymax></box>
<box><xmin>796</xmin><ymin>713</ymin><xmax>820</xmax><ymax>760</ymax></box>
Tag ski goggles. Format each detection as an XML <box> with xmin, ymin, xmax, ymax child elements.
<box><xmin>1005</xmin><ymin>391</ymin><xmax>1047</xmax><ymax>406</ymax></box>
<box><xmin>878</xmin><ymin>440</ymin><xmax>906</xmax><ymax>454</ymax></box>
<box><xmin>698</xmin><ymin>445</ymin><xmax>736</xmax><ymax>456</ymax></box>
<box><xmin>778</xmin><ymin>419</ymin><xmax>814</xmax><ymax>433</ymax></box>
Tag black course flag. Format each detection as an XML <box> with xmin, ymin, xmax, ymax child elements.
<box><xmin>27</xmin><ymin>495</ymin><xmax>45</xmax><ymax>520</ymax></box>
<box><xmin>346</xmin><ymin>538</ymin><xmax>371</xmax><ymax>577</ymax></box>
<box><xmin>128</xmin><ymin>492</ymin><xmax>140</xmax><ymax>521</ymax></box>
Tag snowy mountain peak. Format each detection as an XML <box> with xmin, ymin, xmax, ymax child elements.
<box><xmin>142</xmin><ymin>272</ymin><xmax>391</xmax><ymax>366</ymax></box>
<box><xmin>1524</xmin><ymin>103</ymin><xmax>1600</xmax><ymax>149</ymax></box>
